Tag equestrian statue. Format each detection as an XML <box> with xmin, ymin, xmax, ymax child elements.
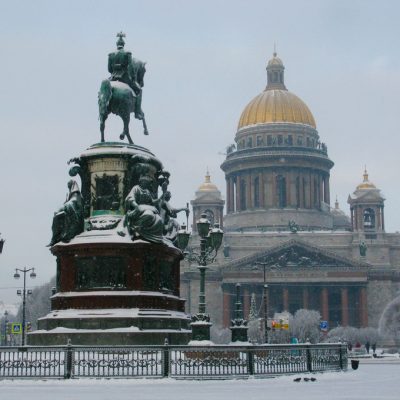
<box><xmin>98</xmin><ymin>32</ymin><xmax>148</xmax><ymax>144</ymax></box>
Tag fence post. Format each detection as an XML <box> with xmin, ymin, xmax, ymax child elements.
<box><xmin>247</xmin><ymin>348</ymin><xmax>254</xmax><ymax>375</ymax></box>
<box><xmin>339</xmin><ymin>343</ymin><xmax>344</xmax><ymax>370</ymax></box>
<box><xmin>64</xmin><ymin>339</ymin><xmax>73</xmax><ymax>379</ymax></box>
<box><xmin>306</xmin><ymin>342</ymin><xmax>312</xmax><ymax>373</ymax></box>
<box><xmin>163</xmin><ymin>338</ymin><xmax>170</xmax><ymax>378</ymax></box>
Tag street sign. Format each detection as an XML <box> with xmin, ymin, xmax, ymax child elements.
<box><xmin>11</xmin><ymin>323</ymin><xmax>22</xmax><ymax>334</ymax></box>
<box><xmin>320</xmin><ymin>320</ymin><xmax>328</xmax><ymax>331</ymax></box>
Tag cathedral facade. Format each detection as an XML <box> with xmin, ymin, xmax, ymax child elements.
<box><xmin>181</xmin><ymin>53</ymin><xmax>400</xmax><ymax>331</ymax></box>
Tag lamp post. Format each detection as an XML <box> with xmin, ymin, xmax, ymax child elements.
<box><xmin>2</xmin><ymin>310</ymin><xmax>8</xmax><ymax>346</ymax></box>
<box><xmin>255</xmin><ymin>260</ymin><xmax>270</xmax><ymax>343</ymax></box>
<box><xmin>177</xmin><ymin>213</ymin><xmax>223</xmax><ymax>341</ymax></box>
<box><xmin>14</xmin><ymin>267</ymin><xmax>36</xmax><ymax>346</ymax></box>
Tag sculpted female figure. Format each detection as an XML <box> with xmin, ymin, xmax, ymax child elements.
<box><xmin>124</xmin><ymin>176</ymin><xmax>164</xmax><ymax>243</ymax></box>
<box><xmin>48</xmin><ymin>180</ymin><xmax>84</xmax><ymax>246</ymax></box>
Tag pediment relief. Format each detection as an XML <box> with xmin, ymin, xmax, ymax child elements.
<box><xmin>223</xmin><ymin>239</ymin><xmax>369</xmax><ymax>271</ymax></box>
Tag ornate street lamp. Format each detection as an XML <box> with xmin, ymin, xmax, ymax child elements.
<box><xmin>177</xmin><ymin>213</ymin><xmax>224</xmax><ymax>341</ymax></box>
<box><xmin>14</xmin><ymin>267</ymin><xmax>36</xmax><ymax>346</ymax></box>
<box><xmin>230</xmin><ymin>283</ymin><xmax>248</xmax><ymax>342</ymax></box>
<box><xmin>254</xmin><ymin>260</ymin><xmax>270</xmax><ymax>343</ymax></box>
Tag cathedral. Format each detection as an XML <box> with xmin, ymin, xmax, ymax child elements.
<box><xmin>181</xmin><ymin>52</ymin><xmax>400</xmax><ymax>331</ymax></box>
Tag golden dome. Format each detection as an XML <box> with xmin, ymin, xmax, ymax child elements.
<box><xmin>238</xmin><ymin>52</ymin><xmax>316</xmax><ymax>130</ymax></box>
<box><xmin>356</xmin><ymin>169</ymin><xmax>376</xmax><ymax>190</ymax></box>
<box><xmin>238</xmin><ymin>90</ymin><xmax>316</xmax><ymax>129</ymax></box>
<box><xmin>198</xmin><ymin>170</ymin><xmax>219</xmax><ymax>192</ymax></box>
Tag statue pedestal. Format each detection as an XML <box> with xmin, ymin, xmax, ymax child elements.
<box><xmin>30</xmin><ymin>142</ymin><xmax>191</xmax><ymax>345</ymax></box>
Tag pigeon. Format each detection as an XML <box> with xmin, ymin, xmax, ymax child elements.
<box><xmin>293</xmin><ymin>377</ymin><xmax>301</xmax><ymax>382</ymax></box>
<box><xmin>310</xmin><ymin>377</ymin><xmax>317</xmax><ymax>382</ymax></box>
<box><xmin>303</xmin><ymin>377</ymin><xmax>310</xmax><ymax>382</ymax></box>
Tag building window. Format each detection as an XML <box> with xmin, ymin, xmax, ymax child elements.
<box><xmin>276</xmin><ymin>175</ymin><xmax>287</xmax><ymax>208</ymax></box>
<box><xmin>247</xmin><ymin>137</ymin><xmax>253</xmax><ymax>148</ymax></box>
<box><xmin>297</xmin><ymin>136</ymin><xmax>303</xmax><ymax>146</ymax></box>
<box><xmin>257</xmin><ymin>136</ymin><xmax>263</xmax><ymax>146</ymax></box>
<box><xmin>278</xmin><ymin>135</ymin><xmax>283</xmax><ymax>145</ymax></box>
<box><xmin>267</xmin><ymin>135</ymin><xmax>272</xmax><ymax>146</ymax></box>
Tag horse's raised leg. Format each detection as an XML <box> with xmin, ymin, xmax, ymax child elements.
<box><xmin>100</xmin><ymin>113</ymin><xmax>108</xmax><ymax>143</ymax></box>
<box><xmin>120</xmin><ymin>114</ymin><xmax>133</xmax><ymax>144</ymax></box>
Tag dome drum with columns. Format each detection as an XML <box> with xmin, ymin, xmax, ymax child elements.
<box><xmin>221</xmin><ymin>53</ymin><xmax>334</xmax><ymax>231</ymax></box>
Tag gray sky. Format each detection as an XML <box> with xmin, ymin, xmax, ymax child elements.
<box><xmin>1</xmin><ymin>0</ymin><xmax>400</xmax><ymax>304</ymax></box>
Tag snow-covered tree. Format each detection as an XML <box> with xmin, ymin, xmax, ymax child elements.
<box><xmin>359</xmin><ymin>327</ymin><xmax>380</xmax><ymax>346</ymax></box>
<box><xmin>290</xmin><ymin>309</ymin><xmax>321</xmax><ymax>343</ymax></box>
<box><xmin>210</xmin><ymin>325</ymin><xmax>231</xmax><ymax>344</ymax></box>
<box><xmin>379</xmin><ymin>295</ymin><xmax>400</xmax><ymax>346</ymax></box>
<box><xmin>247</xmin><ymin>293</ymin><xmax>264</xmax><ymax>343</ymax></box>
<box><xmin>327</xmin><ymin>326</ymin><xmax>359</xmax><ymax>344</ymax></box>
<box><xmin>249</xmin><ymin>293</ymin><xmax>258</xmax><ymax>320</ymax></box>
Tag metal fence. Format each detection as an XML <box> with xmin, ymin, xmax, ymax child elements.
<box><xmin>0</xmin><ymin>343</ymin><xmax>347</xmax><ymax>379</ymax></box>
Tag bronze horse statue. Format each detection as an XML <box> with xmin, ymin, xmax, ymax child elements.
<box><xmin>98</xmin><ymin>61</ymin><xmax>148</xmax><ymax>144</ymax></box>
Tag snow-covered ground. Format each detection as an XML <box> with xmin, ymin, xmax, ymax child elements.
<box><xmin>0</xmin><ymin>360</ymin><xmax>399</xmax><ymax>400</ymax></box>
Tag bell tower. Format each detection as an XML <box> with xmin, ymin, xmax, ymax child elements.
<box><xmin>348</xmin><ymin>169</ymin><xmax>385</xmax><ymax>236</ymax></box>
<box><xmin>191</xmin><ymin>171</ymin><xmax>224</xmax><ymax>232</ymax></box>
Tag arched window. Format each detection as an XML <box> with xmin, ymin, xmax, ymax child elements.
<box><xmin>254</xmin><ymin>177</ymin><xmax>260</xmax><ymax>208</ymax></box>
<box><xmin>363</xmin><ymin>208</ymin><xmax>375</xmax><ymax>229</ymax></box>
<box><xmin>276</xmin><ymin>175</ymin><xmax>287</xmax><ymax>208</ymax></box>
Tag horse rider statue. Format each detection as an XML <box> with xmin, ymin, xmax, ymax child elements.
<box><xmin>108</xmin><ymin>32</ymin><xmax>144</xmax><ymax>121</ymax></box>
<box><xmin>99</xmin><ymin>32</ymin><xmax>148</xmax><ymax>144</ymax></box>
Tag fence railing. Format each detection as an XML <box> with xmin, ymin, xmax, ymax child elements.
<box><xmin>0</xmin><ymin>343</ymin><xmax>347</xmax><ymax>379</ymax></box>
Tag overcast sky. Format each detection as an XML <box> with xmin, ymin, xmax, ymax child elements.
<box><xmin>1</xmin><ymin>0</ymin><xmax>400</xmax><ymax>304</ymax></box>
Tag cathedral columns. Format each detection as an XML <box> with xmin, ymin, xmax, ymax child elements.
<box><xmin>230</xmin><ymin>176</ymin><xmax>235</xmax><ymax>213</ymax></box>
<box><xmin>260</xmin><ymin>171</ymin><xmax>265</xmax><ymax>208</ymax></box>
<box><xmin>246</xmin><ymin>173</ymin><xmax>252</xmax><ymax>210</ymax></box>
<box><xmin>302</xmin><ymin>287</ymin><xmax>309</xmax><ymax>309</ymax></box>
<box><xmin>359</xmin><ymin>287</ymin><xmax>368</xmax><ymax>327</ymax></box>
<box><xmin>236</xmin><ymin>177</ymin><xmax>242</xmax><ymax>211</ymax></box>
<box><xmin>321</xmin><ymin>287</ymin><xmax>329</xmax><ymax>321</ymax></box>
<box><xmin>299</xmin><ymin>172</ymin><xmax>304</xmax><ymax>208</ymax></box>
<box><xmin>223</xmin><ymin>289</ymin><xmax>231</xmax><ymax>328</ymax></box>
<box><xmin>283</xmin><ymin>287</ymin><xmax>289</xmax><ymax>311</ymax></box>
<box><xmin>341</xmin><ymin>287</ymin><xmax>349</xmax><ymax>327</ymax></box>
<box><xmin>226</xmin><ymin>177</ymin><xmax>231</xmax><ymax>213</ymax></box>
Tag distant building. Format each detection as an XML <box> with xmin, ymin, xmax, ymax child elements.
<box><xmin>181</xmin><ymin>53</ymin><xmax>400</xmax><ymax>330</ymax></box>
